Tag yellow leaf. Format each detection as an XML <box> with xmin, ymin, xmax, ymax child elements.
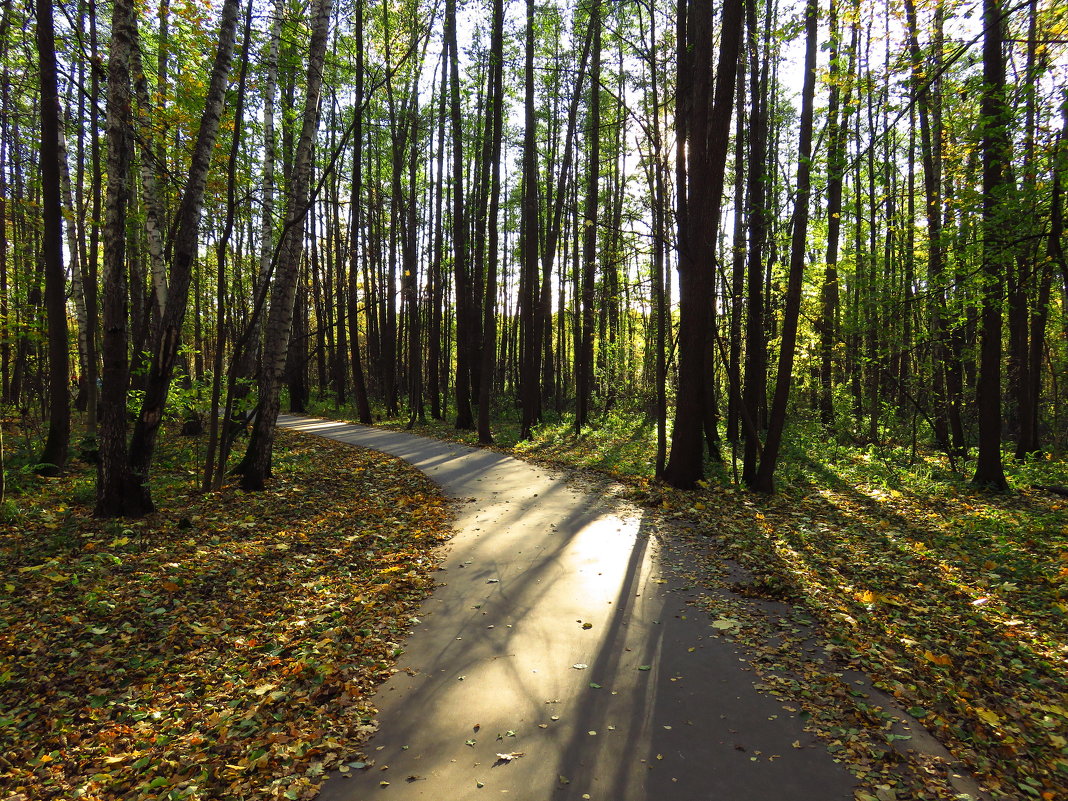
<box><xmin>923</xmin><ymin>650</ymin><xmax>952</xmax><ymax>667</ymax></box>
<box><xmin>975</xmin><ymin>707</ymin><xmax>1000</xmax><ymax>727</ymax></box>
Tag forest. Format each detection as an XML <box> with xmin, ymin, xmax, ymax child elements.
<box><xmin>3</xmin><ymin>0</ymin><xmax>1068</xmax><ymax>797</ymax></box>
<box><xmin>7</xmin><ymin>0</ymin><xmax>1068</xmax><ymax>501</ymax></box>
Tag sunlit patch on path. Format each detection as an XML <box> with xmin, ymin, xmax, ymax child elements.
<box><xmin>279</xmin><ymin>415</ymin><xmax>859</xmax><ymax>801</ymax></box>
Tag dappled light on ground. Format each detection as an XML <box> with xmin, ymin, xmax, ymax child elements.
<box><xmin>0</xmin><ymin>430</ymin><xmax>452</xmax><ymax>800</ymax></box>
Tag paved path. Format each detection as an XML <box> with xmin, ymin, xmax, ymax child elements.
<box><xmin>278</xmin><ymin>415</ymin><xmax>857</xmax><ymax>801</ymax></box>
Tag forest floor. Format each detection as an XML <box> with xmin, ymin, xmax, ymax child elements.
<box><xmin>0</xmin><ymin>425</ymin><xmax>453</xmax><ymax>800</ymax></box>
<box><xmin>2</xmin><ymin>407</ymin><xmax>1066</xmax><ymax>801</ymax></box>
<box><xmin>361</xmin><ymin>404</ymin><xmax>1068</xmax><ymax>801</ymax></box>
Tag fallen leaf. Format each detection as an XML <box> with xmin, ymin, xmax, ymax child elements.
<box><xmin>922</xmin><ymin>650</ymin><xmax>952</xmax><ymax>667</ymax></box>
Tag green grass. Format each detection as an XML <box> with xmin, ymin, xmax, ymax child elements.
<box><xmin>304</xmin><ymin>394</ymin><xmax>1068</xmax><ymax>798</ymax></box>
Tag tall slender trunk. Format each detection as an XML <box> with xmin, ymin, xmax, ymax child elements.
<box><xmin>477</xmin><ymin>0</ymin><xmax>505</xmax><ymax>444</ymax></box>
<box><xmin>346</xmin><ymin>0</ymin><xmax>372</xmax><ymax>424</ymax></box>
<box><xmin>817</xmin><ymin>0</ymin><xmax>856</xmax><ymax>427</ymax></box>
<box><xmin>36</xmin><ymin>0</ymin><xmax>70</xmax><ymax>474</ymax></box>
<box><xmin>748</xmin><ymin>0</ymin><xmax>817</xmax><ymax>493</ymax></box>
<box><xmin>123</xmin><ymin>0</ymin><xmax>241</xmax><ymax>513</ymax></box>
<box><xmin>445</xmin><ymin>0</ymin><xmax>472</xmax><ymax>429</ymax></box>
<box><xmin>664</xmin><ymin>0</ymin><xmax>743</xmax><ymax>488</ymax></box>
<box><xmin>576</xmin><ymin>0</ymin><xmax>602</xmax><ymax>431</ymax></box>
<box><xmin>240</xmin><ymin>0</ymin><xmax>333</xmax><ymax>490</ymax></box>
<box><xmin>972</xmin><ymin>0</ymin><xmax>1009</xmax><ymax>489</ymax></box>
<box><xmin>405</xmin><ymin>109</ymin><xmax>423</xmax><ymax>425</ymax></box>
<box><xmin>518</xmin><ymin>0</ymin><xmax>541</xmax><ymax>439</ymax></box>
<box><xmin>741</xmin><ymin>0</ymin><xmax>770</xmax><ymax>485</ymax></box>
<box><xmin>203</xmin><ymin>0</ymin><xmax>253</xmax><ymax>492</ymax></box>
<box><xmin>96</xmin><ymin>0</ymin><xmax>136</xmax><ymax>516</ymax></box>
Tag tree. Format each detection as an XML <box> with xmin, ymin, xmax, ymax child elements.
<box><xmin>118</xmin><ymin>0</ymin><xmax>242</xmax><ymax>514</ymax></box>
<box><xmin>35</xmin><ymin>0</ymin><xmax>69</xmax><ymax>475</ymax></box>
<box><xmin>748</xmin><ymin>0</ymin><xmax>818</xmax><ymax>493</ymax></box>
<box><xmin>972</xmin><ymin>0</ymin><xmax>1009</xmax><ymax>490</ymax></box>
<box><xmin>239</xmin><ymin>0</ymin><xmax>333</xmax><ymax>490</ymax></box>
<box><xmin>663</xmin><ymin>0</ymin><xmax>743</xmax><ymax>489</ymax></box>
<box><xmin>518</xmin><ymin>0</ymin><xmax>542</xmax><ymax>440</ymax></box>
<box><xmin>445</xmin><ymin>0</ymin><xmax>473</xmax><ymax>430</ymax></box>
<box><xmin>477</xmin><ymin>0</ymin><xmax>505</xmax><ymax>445</ymax></box>
<box><xmin>96</xmin><ymin>0</ymin><xmax>137</xmax><ymax>516</ymax></box>
<box><xmin>575</xmin><ymin>0</ymin><xmax>602</xmax><ymax>432</ymax></box>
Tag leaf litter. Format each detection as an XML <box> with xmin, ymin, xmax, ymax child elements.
<box><xmin>633</xmin><ymin>474</ymin><xmax>1068</xmax><ymax>801</ymax></box>
<box><xmin>0</xmin><ymin>428</ymin><xmax>452</xmax><ymax>800</ymax></box>
<box><xmin>382</xmin><ymin>414</ymin><xmax>1068</xmax><ymax>800</ymax></box>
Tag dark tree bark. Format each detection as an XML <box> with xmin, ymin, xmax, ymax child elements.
<box><xmin>240</xmin><ymin>0</ymin><xmax>333</xmax><ymax>490</ymax></box>
<box><xmin>972</xmin><ymin>0</ymin><xmax>1009</xmax><ymax>490</ymax></box>
<box><xmin>663</xmin><ymin>0</ymin><xmax>743</xmax><ymax>489</ymax></box>
<box><xmin>122</xmin><ymin>0</ymin><xmax>242</xmax><ymax>513</ymax></box>
<box><xmin>405</xmin><ymin>109</ymin><xmax>423</xmax><ymax>426</ymax></box>
<box><xmin>817</xmin><ymin>0</ymin><xmax>855</xmax><ymax>428</ymax></box>
<box><xmin>748</xmin><ymin>0</ymin><xmax>817</xmax><ymax>493</ymax></box>
<box><xmin>203</xmin><ymin>0</ymin><xmax>254</xmax><ymax>492</ymax></box>
<box><xmin>347</xmin><ymin>0</ymin><xmax>373</xmax><ymax>425</ymax></box>
<box><xmin>428</xmin><ymin>48</ymin><xmax>446</xmax><ymax>421</ymax></box>
<box><xmin>477</xmin><ymin>0</ymin><xmax>505</xmax><ymax>445</ymax></box>
<box><xmin>95</xmin><ymin>0</ymin><xmax>136</xmax><ymax>516</ymax></box>
<box><xmin>741</xmin><ymin>0</ymin><xmax>770</xmax><ymax>485</ymax></box>
<box><xmin>1012</xmin><ymin>0</ymin><xmax>1047</xmax><ymax>459</ymax></box>
<box><xmin>36</xmin><ymin>0</ymin><xmax>69</xmax><ymax>474</ymax></box>
<box><xmin>575</xmin><ymin>0</ymin><xmax>601</xmax><ymax>432</ymax></box>
<box><xmin>445</xmin><ymin>0</ymin><xmax>473</xmax><ymax>429</ymax></box>
<box><xmin>518</xmin><ymin>0</ymin><xmax>541</xmax><ymax>440</ymax></box>
<box><xmin>903</xmin><ymin>0</ymin><xmax>959</xmax><ymax>453</ymax></box>
<box><xmin>727</xmin><ymin>61</ymin><xmax>745</xmax><ymax>446</ymax></box>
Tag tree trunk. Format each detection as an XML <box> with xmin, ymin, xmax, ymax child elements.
<box><xmin>972</xmin><ymin>0</ymin><xmax>1009</xmax><ymax>490</ymax></box>
<box><xmin>748</xmin><ymin>0</ymin><xmax>817</xmax><ymax>493</ymax></box>
<box><xmin>575</xmin><ymin>0</ymin><xmax>601</xmax><ymax>431</ymax></box>
<box><xmin>346</xmin><ymin>0</ymin><xmax>373</xmax><ymax>425</ymax></box>
<box><xmin>122</xmin><ymin>0</ymin><xmax>242</xmax><ymax>513</ymax></box>
<box><xmin>518</xmin><ymin>0</ymin><xmax>542</xmax><ymax>440</ymax></box>
<box><xmin>741</xmin><ymin>0</ymin><xmax>770</xmax><ymax>485</ymax></box>
<box><xmin>203</xmin><ymin>0</ymin><xmax>253</xmax><ymax>492</ymax></box>
<box><xmin>95</xmin><ymin>0</ymin><xmax>136</xmax><ymax>516</ymax></box>
<box><xmin>240</xmin><ymin>0</ymin><xmax>333</xmax><ymax>490</ymax></box>
<box><xmin>477</xmin><ymin>0</ymin><xmax>505</xmax><ymax>445</ymax></box>
<box><xmin>405</xmin><ymin>109</ymin><xmax>423</xmax><ymax>425</ymax></box>
<box><xmin>445</xmin><ymin>0</ymin><xmax>473</xmax><ymax>429</ymax></box>
<box><xmin>36</xmin><ymin>0</ymin><xmax>70</xmax><ymax>475</ymax></box>
<box><xmin>663</xmin><ymin>0</ymin><xmax>743</xmax><ymax>489</ymax></box>
<box><xmin>817</xmin><ymin>0</ymin><xmax>855</xmax><ymax>428</ymax></box>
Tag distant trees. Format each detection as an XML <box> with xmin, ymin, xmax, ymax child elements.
<box><xmin>3</xmin><ymin>0</ymin><xmax>1066</xmax><ymax>513</ymax></box>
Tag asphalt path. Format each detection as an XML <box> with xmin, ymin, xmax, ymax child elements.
<box><xmin>277</xmin><ymin>415</ymin><xmax>858</xmax><ymax>801</ymax></box>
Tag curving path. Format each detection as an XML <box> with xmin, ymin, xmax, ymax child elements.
<box><xmin>278</xmin><ymin>415</ymin><xmax>857</xmax><ymax>801</ymax></box>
